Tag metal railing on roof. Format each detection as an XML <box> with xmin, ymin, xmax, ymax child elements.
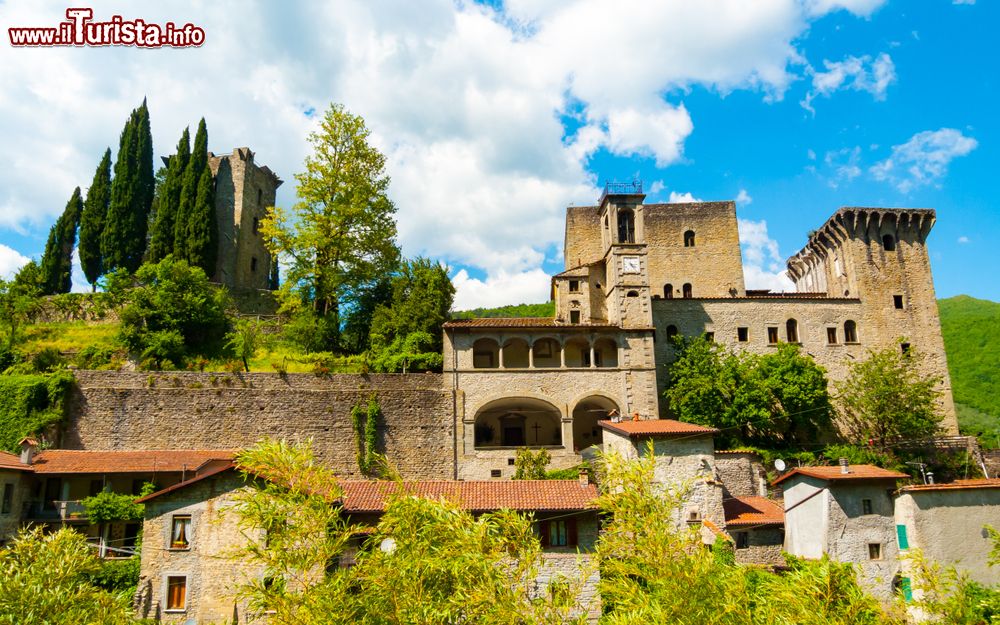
<box><xmin>599</xmin><ymin>180</ymin><xmax>643</xmax><ymax>203</ymax></box>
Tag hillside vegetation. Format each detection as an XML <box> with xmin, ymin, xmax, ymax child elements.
<box><xmin>452</xmin><ymin>301</ymin><xmax>554</xmax><ymax>319</ymax></box>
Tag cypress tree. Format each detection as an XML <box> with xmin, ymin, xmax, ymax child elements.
<box><xmin>78</xmin><ymin>149</ymin><xmax>111</xmax><ymax>289</ymax></box>
<box><xmin>103</xmin><ymin>100</ymin><xmax>154</xmax><ymax>273</ymax></box>
<box><xmin>175</xmin><ymin>118</ymin><xmax>209</xmax><ymax>260</ymax></box>
<box><xmin>39</xmin><ymin>187</ymin><xmax>83</xmax><ymax>294</ymax></box>
<box><xmin>148</xmin><ymin>127</ymin><xmax>190</xmax><ymax>261</ymax></box>
<box><xmin>186</xmin><ymin>167</ymin><xmax>218</xmax><ymax>276</ymax></box>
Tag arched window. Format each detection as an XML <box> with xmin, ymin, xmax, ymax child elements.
<box><xmin>684</xmin><ymin>230</ymin><xmax>695</xmax><ymax>247</ymax></box>
<box><xmin>472</xmin><ymin>338</ymin><xmax>500</xmax><ymax>369</ymax></box>
<box><xmin>626</xmin><ymin>290</ymin><xmax>639</xmax><ymax>297</ymax></box>
<box><xmin>665</xmin><ymin>325</ymin><xmax>679</xmax><ymax>339</ymax></box>
<box><xmin>786</xmin><ymin>318</ymin><xmax>799</xmax><ymax>343</ymax></box>
<box><xmin>844</xmin><ymin>320</ymin><xmax>858</xmax><ymax>343</ymax></box>
<box><xmin>617</xmin><ymin>209</ymin><xmax>635</xmax><ymax>244</ymax></box>
<box><xmin>664</xmin><ymin>284</ymin><xmax>673</xmax><ymax>299</ymax></box>
<box><xmin>882</xmin><ymin>234</ymin><xmax>896</xmax><ymax>251</ymax></box>
<box><xmin>682</xmin><ymin>283</ymin><xmax>693</xmax><ymax>298</ymax></box>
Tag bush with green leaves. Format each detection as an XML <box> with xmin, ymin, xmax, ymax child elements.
<box><xmin>80</xmin><ymin>491</ymin><xmax>145</xmax><ymax>525</ymax></box>
<box><xmin>513</xmin><ymin>447</ymin><xmax>551</xmax><ymax>480</ymax></box>
<box><xmin>0</xmin><ymin>371</ymin><xmax>73</xmax><ymax>452</ymax></box>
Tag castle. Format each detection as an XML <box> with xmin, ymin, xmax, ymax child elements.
<box><xmin>444</xmin><ymin>182</ymin><xmax>958</xmax><ymax>479</ymax></box>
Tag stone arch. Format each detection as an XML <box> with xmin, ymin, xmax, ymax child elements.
<box><xmin>570</xmin><ymin>394</ymin><xmax>621</xmax><ymax>452</ymax></box>
<box><xmin>844</xmin><ymin>319</ymin><xmax>858</xmax><ymax>343</ymax></box>
<box><xmin>664</xmin><ymin>283</ymin><xmax>673</xmax><ymax>299</ymax></box>
<box><xmin>564</xmin><ymin>336</ymin><xmax>591</xmax><ymax>367</ymax></box>
<box><xmin>532</xmin><ymin>337</ymin><xmax>562</xmax><ymax>368</ymax></box>
<box><xmin>618</xmin><ymin>209</ymin><xmax>635</xmax><ymax>243</ymax></box>
<box><xmin>786</xmin><ymin>318</ymin><xmax>799</xmax><ymax>343</ymax></box>
<box><xmin>684</xmin><ymin>230</ymin><xmax>696</xmax><ymax>247</ymax></box>
<box><xmin>882</xmin><ymin>234</ymin><xmax>896</xmax><ymax>252</ymax></box>
<box><xmin>682</xmin><ymin>283</ymin><xmax>693</xmax><ymax>298</ymax></box>
<box><xmin>501</xmin><ymin>337</ymin><xmax>530</xmax><ymax>368</ymax></box>
<box><xmin>593</xmin><ymin>337</ymin><xmax>618</xmax><ymax>367</ymax></box>
<box><xmin>473</xmin><ymin>396</ymin><xmax>563</xmax><ymax>448</ymax></box>
<box><xmin>471</xmin><ymin>338</ymin><xmax>499</xmax><ymax>369</ymax></box>
<box><xmin>665</xmin><ymin>324</ymin><xmax>679</xmax><ymax>339</ymax></box>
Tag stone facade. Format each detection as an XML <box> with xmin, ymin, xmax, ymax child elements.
<box><xmin>732</xmin><ymin>527</ymin><xmax>785</xmax><ymax>566</ymax></box>
<box><xmin>714</xmin><ymin>451</ymin><xmax>768</xmax><ymax>498</ymax></box>
<box><xmin>63</xmin><ymin>371</ymin><xmax>456</xmax><ymax>480</ymax></box>
<box><xmin>0</xmin><ymin>468</ymin><xmax>29</xmax><ymax>544</ymax></box>
<box><xmin>208</xmin><ymin>147</ymin><xmax>282</xmax><ymax>292</ymax></box>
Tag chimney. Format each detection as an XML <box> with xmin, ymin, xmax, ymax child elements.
<box><xmin>19</xmin><ymin>437</ymin><xmax>38</xmax><ymax>465</ymax></box>
<box><xmin>839</xmin><ymin>458</ymin><xmax>850</xmax><ymax>474</ymax></box>
<box><xmin>632</xmin><ymin>411</ymin><xmax>641</xmax><ymax>422</ymax></box>
<box><xmin>578</xmin><ymin>470</ymin><xmax>590</xmax><ymax>487</ymax></box>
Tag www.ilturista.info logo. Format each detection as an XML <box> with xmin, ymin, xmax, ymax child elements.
<box><xmin>8</xmin><ymin>8</ymin><xmax>205</xmax><ymax>48</ymax></box>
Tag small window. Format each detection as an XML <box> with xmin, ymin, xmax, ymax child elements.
<box><xmin>786</xmin><ymin>319</ymin><xmax>799</xmax><ymax>343</ymax></box>
<box><xmin>882</xmin><ymin>234</ymin><xmax>896</xmax><ymax>252</ymax></box>
<box><xmin>686</xmin><ymin>510</ymin><xmax>701</xmax><ymax>523</ymax></box>
<box><xmin>507</xmin><ymin>458</ymin><xmax>515</xmax><ymax>466</ymax></box>
<box><xmin>862</xmin><ymin>499</ymin><xmax>873</xmax><ymax>515</ymax></box>
<box><xmin>568</xmin><ymin>280</ymin><xmax>580</xmax><ymax>293</ymax></box>
<box><xmin>704</xmin><ymin>331</ymin><xmax>715</xmax><ymax>342</ymax></box>
<box><xmin>868</xmin><ymin>543</ymin><xmax>882</xmax><ymax>560</ymax></box>
<box><xmin>170</xmin><ymin>515</ymin><xmax>192</xmax><ymax>550</ymax></box>
<box><xmin>490</xmin><ymin>469</ymin><xmax>502</xmax><ymax>478</ymax></box>
<box><xmin>617</xmin><ymin>210</ymin><xmax>635</xmax><ymax>244</ymax></box>
<box><xmin>665</xmin><ymin>325</ymin><xmax>679</xmax><ymax>339</ymax></box>
<box><xmin>737</xmin><ymin>327</ymin><xmax>749</xmax><ymax>342</ymax></box>
<box><xmin>682</xmin><ymin>283</ymin><xmax>692</xmax><ymax>299</ymax></box>
<box><xmin>664</xmin><ymin>284</ymin><xmax>673</xmax><ymax>299</ymax></box>
<box><xmin>900</xmin><ymin>342</ymin><xmax>911</xmax><ymax>356</ymax></box>
<box><xmin>1</xmin><ymin>484</ymin><xmax>12</xmax><ymax>514</ymax></box>
<box><xmin>549</xmin><ymin>520</ymin><xmax>569</xmax><ymax>546</ymax></box>
<box><xmin>257</xmin><ymin>188</ymin><xmax>263</xmax><ymax>206</ymax></box>
<box><xmin>735</xmin><ymin>532</ymin><xmax>750</xmax><ymax>549</ymax></box>
<box><xmin>250</xmin><ymin>256</ymin><xmax>258</xmax><ymax>272</ymax></box>
<box><xmin>166</xmin><ymin>576</ymin><xmax>187</xmax><ymax>611</ymax></box>
<box><xmin>827</xmin><ymin>327</ymin><xmax>838</xmax><ymax>345</ymax></box>
<box><xmin>569</xmin><ymin>310</ymin><xmax>581</xmax><ymax>324</ymax></box>
<box><xmin>626</xmin><ymin>290</ymin><xmax>639</xmax><ymax>297</ymax></box>
<box><xmin>684</xmin><ymin>230</ymin><xmax>696</xmax><ymax>247</ymax></box>
<box><xmin>893</xmin><ymin>295</ymin><xmax>904</xmax><ymax>309</ymax></box>
<box><xmin>767</xmin><ymin>327</ymin><xmax>779</xmax><ymax>345</ymax></box>
<box><xmin>844</xmin><ymin>320</ymin><xmax>858</xmax><ymax>343</ymax></box>
<box><xmin>252</xmin><ymin>216</ymin><xmax>260</xmax><ymax>235</ymax></box>
<box><xmin>539</xmin><ymin>519</ymin><xmax>577</xmax><ymax>547</ymax></box>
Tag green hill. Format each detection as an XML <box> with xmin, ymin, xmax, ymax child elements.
<box><xmin>452</xmin><ymin>301</ymin><xmax>554</xmax><ymax>319</ymax></box>
<box><xmin>939</xmin><ymin>295</ymin><xmax>1000</xmax><ymax>446</ymax></box>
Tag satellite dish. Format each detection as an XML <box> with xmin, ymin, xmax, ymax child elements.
<box><xmin>774</xmin><ymin>458</ymin><xmax>787</xmax><ymax>472</ymax></box>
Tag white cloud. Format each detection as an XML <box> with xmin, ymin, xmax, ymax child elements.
<box><xmin>870</xmin><ymin>128</ymin><xmax>978</xmax><ymax>193</ymax></box>
<box><xmin>0</xmin><ymin>0</ymin><xmax>889</xmax><ymax>299</ymax></box>
<box><xmin>823</xmin><ymin>146</ymin><xmax>863</xmax><ymax>188</ymax></box>
<box><xmin>957</xmin><ymin>236</ymin><xmax>970</xmax><ymax>244</ymax></box>
<box><xmin>735</xmin><ymin>188</ymin><xmax>752</xmax><ymax>205</ymax></box>
<box><xmin>0</xmin><ymin>244</ymin><xmax>31</xmax><ymax>280</ymax></box>
<box><xmin>451</xmin><ymin>268</ymin><xmax>551</xmax><ymax>310</ymax></box>
<box><xmin>953</xmin><ymin>0</ymin><xmax>975</xmax><ymax>5</ymax></box>
<box><xmin>668</xmin><ymin>191</ymin><xmax>702</xmax><ymax>203</ymax></box>
<box><xmin>801</xmin><ymin>52</ymin><xmax>895</xmax><ymax>113</ymax></box>
<box><xmin>738</xmin><ymin>218</ymin><xmax>794</xmax><ymax>291</ymax></box>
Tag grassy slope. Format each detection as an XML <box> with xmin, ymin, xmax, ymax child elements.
<box><xmin>451</xmin><ymin>302</ymin><xmax>555</xmax><ymax>319</ymax></box>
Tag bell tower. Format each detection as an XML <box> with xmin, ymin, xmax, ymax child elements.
<box><xmin>599</xmin><ymin>182</ymin><xmax>653</xmax><ymax>329</ymax></box>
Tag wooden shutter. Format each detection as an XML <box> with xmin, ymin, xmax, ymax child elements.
<box><xmin>539</xmin><ymin>521</ymin><xmax>550</xmax><ymax>547</ymax></box>
<box><xmin>567</xmin><ymin>519</ymin><xmax>578</xmax><ymax>546</ymax></box>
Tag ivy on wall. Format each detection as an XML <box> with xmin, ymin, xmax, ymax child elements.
<box><xmin>351</xmin><ymin>394</ymin><xmax>381</xmax><ymax>475</ymax></box>
<box><xmin>0</xmin><ymin>371</ymin><xmax>74</xmax><ymax>452</ymax></box>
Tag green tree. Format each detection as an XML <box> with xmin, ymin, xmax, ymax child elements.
<box><xmin>147</xmin><ymin>127</ymin><xmax>190</xmax><ymax>262</ymax></box>
<box><xmin>836</xmin><ymin>343</ymin><xmax>943</xmax><ymax>449</ymax></box>
<box><xmin>513</xmin><ymin>447</ymin><xmax>551</xmax><ymax>480</ymax></box>
<box><xmin>368</xmin><ymin>257</ymin><xmax>454</xmax><ymax>371</ymax></box>
<box><xmin>0</xmin><ymin>527</ymin><xmax>138</xmax><ymax>625</ymax></box>
<box><xmin>103</xmin><ymin>100</ymin><xmax>153</xmax><ymax>273</ymax></box>
<box><xmin>174</xmin><ymin>118</ymin><xmax>209</xmax><ymax>263</ymax></box>
<box><xmin>38</xmin><ymin>187</ymin><xmax>83</xmax><ymax>295</ymax></box>
<box><xmin>78</xmin><ymin>149</ymin><xmax>112</xmax><ymax>289</ymax></box>
<box><xmin>116</xmin><ymin>257</ymin><xmax>229</xmax><ymax>369</ymax></box>
<box><xmin>226</xmin><ymin>318</ymin><xmax>263</xmax><ymax>372</ymax></box>
<box><xmin>261</xmin><ymin>103</ymin><xmax>400</xmax><ymax>352</ymax></box>
<box><xmin>185</xmin><ymin>163</ymin><xmax>218</xmax><ymax>276</ymax></box>
<box><xmin>0</xmin><ymin>264</ymin><xmax>42</xmax><ymax>353</ymax></box>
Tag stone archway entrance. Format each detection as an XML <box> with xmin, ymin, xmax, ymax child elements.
<box><xmin>473</xmin><ymin>397</ymin><xmax>563</xmax><ymax>449</ymax></box>
<box><xmin>571</xmin><ymin>396</ymin><xmax>620</xmax><ymax>452</ymax></box>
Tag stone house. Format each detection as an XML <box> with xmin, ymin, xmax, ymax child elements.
<box><xmin>722</xmin><ymin>496</ymin><xmax>785</xmax><ymax>566</ymax></box>
<box><xmin>895</xmin><ymin>478</ymin><xmax>1000</xmax><ymax>589</ymax></box>
<box><xmin>0</xmin><ymin>451</ymin><xmax>32</xmax><ymax>546</ymax></box>
<box><xmin>136</xmin><ymin>463</ymin><xmax>601</xmax><ymax>624</ymax></box>
<box><xmin>774</xmin><ymin>463</ymin><xmax>909</xmax><ymax>598</ymax></box>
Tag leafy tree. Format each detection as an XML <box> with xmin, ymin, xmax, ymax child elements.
<box><xmin>451</xmin><ymin>301</ymin><xmax>555</xmax><ymax>319</ymax></box>
<box><xmin>836</xmin><ymin>343</ymin><xmax>943</xmax><ymax>449</ymax></box>
<box><xmin>39</xmin><ymin>187</ymin><xmax>83</xmax><ymax>295</ymax></box>
<box><xmin>147</xmin><ymin>127</ymin><xmax>190</xmax><ymax>262</ymax></box>
<box><xmin>368</xmin><ymin>257</ymin><xmax>454</xmax><ymax>371</ymax></box>
<box><xmin>78</xmin><ymin>149</ymin><xmax>112</xmax><ymax>289</ymax></box>
<box><xmin>340</xmin><ymin>275</ymin><xmax>392</xmax><ymax>353</ymax></box>
<box><xmin>103</xmin><ymin>100</ymin><xmax>153</xmax><ymax>274</ymax></box>
<box><xmin>175</xmin><ymin>118</ymin><xmax>211</xmax><ymax>266</ymax></box>
<box><xmin>513</xmin><ymin>447</ymin><xmax>551</xmax><ymax>480</ymax></box>
<box><xmin>227</xmin><ymin>318</ymin><xmax>264</xmax><ymax>372</ymax></box>
<box><xmin>116</xmin><ymin>256</ymin><xmax>229</xmax><ymax>369</ymax></box>
<box><xmin>0</xmin><ymin>527</ymin><xmax>138</xmax><ymax>625</ymax></box>
<box><xmin>185</xmin><ymin>161</ymin><xmax>218</xmax><ymax>275</ymax></box>
<box><xmin>0</xmin><ymin>264</ymin><xmax>42</xmax><ymax>353</ymax></box>
<box><xmin>261</xmin><ymin>103</ymin><xmax>400</xmax><ymax>352</ymax></box>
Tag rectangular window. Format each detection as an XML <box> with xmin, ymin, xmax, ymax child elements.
<box><xmin>490</xmin><ymin>469</ymin><xmax>502</xmax><ymax>478</ymax></box>
<box><xmin>1</xmin><ymin>484</ymin><xmax>13</xmax><ymax>514</ymax></box>
<box><xmin>868</xmin><ymin>543</ymin><xmax>882</xmax><ymax>560</ymax></box>
<box><xmin>827</xmin><ymin>327</ymin><xmax>838</xmax><ymax>345</ymax></box>
<box><xmin>250</xmin><ymin>256</ymin><xmax>258</xmax><ymax>272</ymax></box>
<box><xmin>568</xmin><ymin>280</ymin><xmax>580</xmax><ymax>292</ymax></box>
<box><xmin>767</xmin><ymin>327</ymin><xmax>779</xmax><ymax>345</ymax></box>
<box><xmin>862</xmin><ymin>499</ymin><xmax>873</xmax><ymax>515</ymax></box>
<box><xmin>893</xmin><ymin>295</ymin><xmax>904</xmax><ymax>309</ymax></box>
<box><xmin>735</xmin><ymin>532</ymin><xmax>750</xmax><ymax>549</ymax></box>
<box><xmin>539</xmin><ymin>519</ymin><xmax>578</xmax><ymax>547</ymax></box>
<box><xmin>581</xmin><ymin>350</ymin><xmax>591</xmax><ymax>367</ymax></box>
<box><xmin>737</xmin><ymin>327</ymin><xmax>749</xmax><ymax>342</ymax></box>
<box><xmin>704</xmin><ymin>331</ymin><xmax>715</xmax><ymax>342</ymax></box>
<box><xmin>901</xmin><ymin>342</ymin><xmax>911</xmax><ymax>356</ymax></box>
<box><xmin>170</xmin><ymin>515</ymin><xmax>192</xmax><ymax>550</ymax></box>
<box><xmin>569</xmin><ymin>310</ymin><xmax>581</xmax><ymax>324</ymax></box>
<box><xmin>252</xmin><ymin>216</ymin><xmax>260</xmax><ymax>235</ymax></box>
<box><xmin>256</xmin><ymin>188</ymin><xmax>263</xmax><ymax>206</ymax></box>
<box><xmin>549</xmin><ymin>520</ymin><xmax>568</xmax><ymax>546</ymax></box>
<box><xmin>166</xmin><ymin>576</ymin><xmax>187</xmax><ymax>611</ymax></box>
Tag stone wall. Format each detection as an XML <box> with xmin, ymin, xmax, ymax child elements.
<box><xmin>733</xmin><ymin>527</ymin><xmax>784</xmax><ymax>566</ymax></box>
<box><xmin>564</xmin><ymin>206</ymin><xmax>603</xmax><ymax>270</ymax></box>
<box><xmin>0</xmin><ymin>470</ymin><xmax>29</xmax><ymax>543</ymax></box>
<box><xmin>715</xmin><ymin>452</ymin><xmax>766</xmax><ymax>498</ymax></box>
<box><xmin>64</xmin><ymin>371</ymin><xmax>456</xmax><ymax>480</ymax></box>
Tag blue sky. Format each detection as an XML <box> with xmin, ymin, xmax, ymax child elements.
<box><xmin>0</xmin><ymin>0</ymin><xmax>995</xmax><ymax>307</ymax></box>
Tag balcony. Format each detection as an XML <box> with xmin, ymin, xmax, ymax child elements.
<box><xmin>26</xmin><ymin>500</ymin><xmax>88</xmax><ymax>522</ymax></box>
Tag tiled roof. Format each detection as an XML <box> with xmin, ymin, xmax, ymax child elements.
<box><xmin>442</xmin><ymin>317</ymin><xmax>624</xmax><ymax>329</ymax></box>
<box><xmin>599</xmin><ymin>419</ymin><xmax>719</xmax><ymax>438</ymax></box>
<box><xmin>899</xmin><ymin>478</ymin><xmax>1000</xmax><ymax>493</ymax></box>
<box><xmin>715</xmin><ymin>449</ymin><xmax>761</xmax><ymax>456</ymax></box>
<box><xmin>771</xmin><ymin>464</ymin><xmax>908</xmax><ymax>486</ymax></box>
<box><xmin>0</xmin><ymin>451</ymin><xmax>30</xmax><ymax>472</ymax></box>
<box><xmin>340</xmin><ymin>480</ymin><xmax>598</xmax><ymax>513</ymax></box>
<box><xmin>724</xmin><ymin>496</ymin><xmax>784</xmax><ymax>526</ymax></box>
<box><xmin>135</xmin><ymin>461</ymin><xmax>238</xmax><ymax>503</ymax></box>
<box><xmin>30</xmin><ymin>449</ymin><xmax>235</xmax><ymax>474</ymax></box>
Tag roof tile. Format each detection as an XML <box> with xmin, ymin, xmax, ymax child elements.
<box><xmin>0</xmin><ymin>451</ymin><xmax>29</xmax><ymax>472</ymax></box>
<box><xmin>771</xmin><ymin>464</ymin><xmax>908</xmax><ymax>486</ymax></box>
<box><xmin>30</xmin><ymin>449</ymin><xmax>235</xmax><ymax>474</ymax></box>
<box><xmin>723</xmin><ymin>496</ymin><xmax>784</xmax><ymax>526</ymax></box>
<box><xmin>340</xmin><ymin>480</ymin><xmax>598</xmax><ymax>513</ymax></box>
<box><xmin>899</xmin><ymin>478</ymin><xmax>1000</xmax><ymax>493</ymax></box>
<box><xmin>599</xmin><ymin>419</ymin><xmax>719</xmax><ymax>438</ymax></box>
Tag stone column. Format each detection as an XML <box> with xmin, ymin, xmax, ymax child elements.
<box><xmin>498</xmin><ymin>336</ymin><xmax>505</xmax><ymax>369</ymax></box>
<box><xmin>560</xmin><ymin>340</ymin><xmax>566</xmax><ymax>368</ymax></box>
<box><xmin>528</xmin><ymin>339</ymin><xmax>535</xmax><ymax>368</ymax></box>
<box><xmin>589</xmin><ymin>340</ymin><xmax>596</xmax><ymax>369</ymax></box>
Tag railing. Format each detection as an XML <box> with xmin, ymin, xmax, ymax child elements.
<box><xmin>599</xmin><ymin>180</ymin><xmax>643</xmax><ymax>203</ymax></box>
<box><xmin>26</xmin><ymin>500</ymin><xmax>87</xmax><ymax>522</ymax></box>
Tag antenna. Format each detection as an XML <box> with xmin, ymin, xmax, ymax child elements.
<box><xmin>773</xmin><ymin>458</ymin><xmax>787</xmax><ymax>472</ymax></box>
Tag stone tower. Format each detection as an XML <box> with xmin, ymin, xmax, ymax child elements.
<box><xmin>598</xmin><ymin>183</ymin><xmax>654</xmax><ymax>329</ymax></box>
<box><xmin>208</xmin><ymin>148</ymin><xmax>282</xmax><ymax>291</ymax></box>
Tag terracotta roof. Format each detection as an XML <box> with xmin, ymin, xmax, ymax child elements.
<box><xmin>724</xmin><ymin>496</ymin><xmax>784</xmax><ymax>526</ymax></box>
<box><xmin>702</xmin><ymin>518</ymin><xmax>732</xmax><ymax>542</ymax></box>
<box><xmin>0</xmin><ymin>451</ymin><xmax>30</xmax><ymax>472</ymax></box>
<box><xmin>135</xmin><ymin>461</ymin><xmax>238</xmax><ymax>503</ymax></box>
<box><xmin>715</xmin><ymin>449</ymin><xmax>761</xmax><ymax>456</ymax></box>
<box><xmin>771</xmin><ymin>464</ymin><xmax>908</xmax><ymax>486</ymax></box>
<box><xmin>899</xmin><ymin>478</ymin><xmax>1000</xmax><ymax>493</ymax></box>
<box><xmin>340</xmin><ymin>480</ymin><xmax>598</xmax><ymax>513</ymax></box>
<box><xmin>443</xmin><ymin>317</ymin><xmax>624</xmax><ymax>329</ymax></box>
<box><xmin>599</xmin><ymin>419</ymin><xmax>719</xmax><ymax>438</ymax></box>
<box><xmin>30</xmin><ymin>449</ymin><xmax>235</xmax><ymax>474</ymax></box>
